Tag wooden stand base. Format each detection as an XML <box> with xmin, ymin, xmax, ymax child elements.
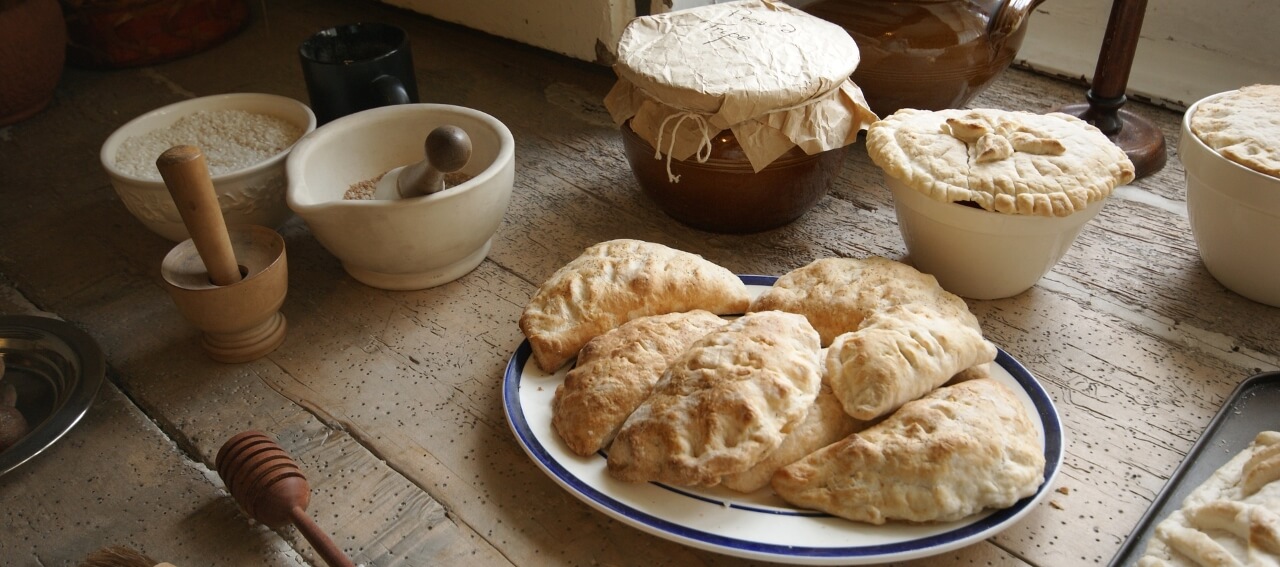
<box><xmin>1057</xmin><ymin>102</ymin><xmax>1168</xmax><ymax>179</ymax></box>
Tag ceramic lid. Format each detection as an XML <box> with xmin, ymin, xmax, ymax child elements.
<box><xmin>605</xmin><ymin>0</ymin><xmax>876</xmax><ymax>174</ymax></box>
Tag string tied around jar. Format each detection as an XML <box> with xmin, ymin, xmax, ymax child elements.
<box><xmin>653</xmin><ymin>110</ymin><xmax>714</xmax><ymax>183</ymax></box>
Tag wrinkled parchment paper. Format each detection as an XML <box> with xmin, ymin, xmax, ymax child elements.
<box><xmin>605</xmin><ymin>0</ymin><xmax>877</xmax><ymax>173</ymax></box>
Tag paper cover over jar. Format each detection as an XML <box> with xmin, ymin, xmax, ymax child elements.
<box><xmin>605</xmin><ymin>0</ymin><xmax>877</xmax><ymax>173</ymax></box>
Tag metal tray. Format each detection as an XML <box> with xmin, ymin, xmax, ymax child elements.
<box><xmin>0</xmin><ymin>315</ymin><xmax>106</xmax><ymax>477</ymax></box>
<box><xmin>1108</xmin><ymin>371</ymin><xmax>1280</xmax><ymax>566</ymax></box>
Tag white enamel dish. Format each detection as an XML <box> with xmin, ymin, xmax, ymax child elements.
<box><xmin>503</xmin><ymin>274</ymin><xmax>1064</xmax><ymax>564</ymax></box>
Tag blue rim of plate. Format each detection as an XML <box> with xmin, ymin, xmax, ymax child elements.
<box><xmin>503</xmin><ymin>274</ymin><xmax>1064</xmax><ymax>563</ymax></box>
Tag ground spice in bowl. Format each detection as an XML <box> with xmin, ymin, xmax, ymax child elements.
<box><xmin>343</xmin><ymin>171</ymin><xmax>475</xmax><ymax>200</ymax></box>
<box><xmin>114</xmin><ymin>109</ymin><xmax>303</xmax><ymax>179</ymax></box>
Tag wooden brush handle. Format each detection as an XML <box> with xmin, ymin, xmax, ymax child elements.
<box><xmin>156</xmin><ymin>145</ymin><xmax>242</xmax><ymax>286</ymax></box>
<box><xmin>290</xmin><ymin>505</ymin><xmax>355</xmax><ymax>567</ymax></box>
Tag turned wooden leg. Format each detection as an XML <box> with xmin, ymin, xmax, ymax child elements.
<box><xmin>1054</xmin><ymin>0</ymin><xmax>1167</xmax><ymax>179</ymax></box>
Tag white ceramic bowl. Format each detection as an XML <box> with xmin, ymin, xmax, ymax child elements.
<box><xmin>1181</xmin><ymin>91</ymin><xmax>1280</xmax><ymax>307</ymax></box>
<box><xmin>286</xmin><ymin>104</ymin><xmax>515</xmax><ymax>290</ymax></box>
<box><xmin>888</xmin><ymin>175</ymin><xmax>1107</xmax><ymax>300</ymax></box>
<box><xmin>101</xmin><ymin>93</ymin><xmax>316</xmax><ymax>241</ymax></box>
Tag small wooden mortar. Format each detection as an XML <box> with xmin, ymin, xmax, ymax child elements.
<box><xmin>157</xmin><ymin>145</ymin><xmax>288</xmax><ymax>363</ymax></box>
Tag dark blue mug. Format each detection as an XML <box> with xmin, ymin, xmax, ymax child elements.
<box><xmin>299</xmin><ymin>22</ymin><xmax>420</xmax><ymax>124</ymax></box>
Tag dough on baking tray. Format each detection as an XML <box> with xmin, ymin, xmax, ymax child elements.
<box><xmin>551</xmin><ymin>310</ymin><xmax>727</xmax><ymax>457</ymax></box>
<box><xmin>519</xmin><ymin>239</ymin><xmax>750</xmax><ymax>372</ymax></box>
<box><xmin>1137</xmin><ymin>431</ymin><xmax>1280</xmax><ymax>566</ymax></box>
<box><xmin>771</xmin><ymin>378</ymin><xmax>1045</xmax><ymax>524</ymax></box>
<box><xmin>606</xmin><ymin>311</ymin><xmax>822</xmax><ymax>487</ymax></box>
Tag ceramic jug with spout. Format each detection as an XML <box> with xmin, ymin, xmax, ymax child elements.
<box><xmin>803</xmin><ymin>0</ymin><xmax>1047</xmax><ymax>117</ymax></box>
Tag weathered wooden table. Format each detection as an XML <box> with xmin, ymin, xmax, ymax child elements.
<box><xmin>1</xmin><ymin>0</ymin><xmax>1276</xmax><ymax>565</ymax></box>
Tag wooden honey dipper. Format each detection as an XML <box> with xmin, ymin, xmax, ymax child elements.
<box><xmin>215</xmin><ymin>431</ymin><xmax>354</xmax><ymax>567</ymax></box>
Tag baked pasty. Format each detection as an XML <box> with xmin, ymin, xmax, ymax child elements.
<box><xmin>721</xmin><ymin>377</ymin><xmax>866</xmax><ymax>493</ymax></box>
<box><xmin>721</xmin><ymin>362</ymin><xmax>993</xmax><ymax>493</ymax></box>
<box><xmin>771</xmin><ymin>378</ymin><xmax>1045</xmax><ymax>524</ymax></box>
<box><xmin>1138</xmin><ymin>431</ymin><xmax>1280</xmax><ymax>566</ymax></box>
<box><xmin>520</xmin><ymin>239</ymin><xmax>750</xmax><ymax>372</ymax></box>
<box><xmin>749</xmin><ymin>256</ymin><xmax>967</xmax><ymax>346</ymax></box>
<box><xmin>825</xmin><ymin>302</ymin><xmax>997</xmax><ymax>420</ymax></box>
<box><xmin>751</xmin><ymin>256</ymin><xmax>996</xmax><ymax>420</ymax></box>
<box><xmin>551</xmin><ymin>310</ymin><xmax>727</xmax><ymax>457</ymax></box>
<box><xmin>607</xmin><ymin>311</ymin><xmax>822</xmax><ymax>486</ymax></box>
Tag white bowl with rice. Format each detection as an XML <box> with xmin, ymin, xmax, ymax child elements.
<box><xmin>101</xmin><ymin>93</ymin><xmax>316</xmax><ymax>241</ymax></box>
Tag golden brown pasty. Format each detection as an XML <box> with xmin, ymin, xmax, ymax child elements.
<box><xmin>825</xmin><ymin>302</ymin><xmax>997</xmax><ymax>420</ymax></box>
<box><xmin>749</xmin><ymin>256</ymin><xmax>966</xmax><ymax>346</ymax></box>
<box><xmin>519</xmin><ymin>239</ymin><xmax>749</xmax><ymax>372</ymax></box>
<box><xmin>722</xmin><ymin>362</ymin><xmax>994</xmax><ymax>494</ymax></box>
<box><xmin>607</xmin><ymin>311</ymin><xmax>822</xmax><ymax>487</ymax></box>
<box><xmin>721</xmin><ymin>373</ymin><xmax>866</xmax><ymax>493</ymax></box>
<box><xmin>551</xmin><ymin>310</ymin><xmax>727</xmax><ymax>457</ymax></box>
<box><xmin>771</xmin><ymin>378</ymin><xmax>1046</xmax><ymax>524</ymax></box>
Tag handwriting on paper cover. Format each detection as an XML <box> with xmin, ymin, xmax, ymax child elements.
<box><xmin>703</xmin><ymin>9</ymin><xmax>796</xmax><ymax>45</ymax></box>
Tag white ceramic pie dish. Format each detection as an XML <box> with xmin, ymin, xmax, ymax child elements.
<box><xmin>1180</xmin><ymin>90</ymin><xmax>1280</xmax><ymax>307</ymax></box>
<box><xmin>888</xmin><ymin>175</ymin><xmax>1106</xmax><ymax>300</ymax></box>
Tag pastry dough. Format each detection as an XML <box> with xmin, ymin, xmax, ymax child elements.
<box><xmin>1138</xmin><ymin>431</ymin><xmax>1280</xmax><ymax>566</ymax></box>
<box><xmin>607</xmin><ymin>311</ymin><xmax>822</xmax><ymax>486</ymax></box>
<box><xmin>551</xmin><ymin>310</ymin><xmax>727</xmax><ymax>457</ymax></box>
<box><xmin>750</xmin><ymin>256</ymin><xmax>965</xmax><ymax>346</ymax></box>
<box><xmin>867</xmin><ymin>108</ymin><xmax>1135</xmax><ymax>217</ymax></box>
<box><xmin>771</xmin><ymin>378</ymin><xmax>1045</xmax><ymax>524</ymax></box>
<box><xmin>825</xmin><ymin>302</ymin><xmax>997</xmax><ymax>420</ymax></box>
<box><xmin>520</xmin><ymin>239</ymin><xmax>750</xmax><ymax>372</ymax></box>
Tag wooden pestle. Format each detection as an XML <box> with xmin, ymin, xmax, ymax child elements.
<box><xmin>216</xmin><ymin>431</ymin><xmax>354</xmax><ymax>567</ymax></box>
<box><xmin>396</xmin><ymin>125</ymin><xmax>472</xmax><ymax>198</ymax></box>
<box><xmin>156</xmin><ymin>145</ymin><xmax>242</xmax><ymax>286</ymax></box>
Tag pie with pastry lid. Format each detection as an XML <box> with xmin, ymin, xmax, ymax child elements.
<box><xmin>867</xmin><ymin>108</ymin><xmax>1135</xmax><ymax>217</ymax></box>
<box><xmin>1190</xmin><ymin>84</ymin><xmax>1280</xmax><ymax>179</ymax></box>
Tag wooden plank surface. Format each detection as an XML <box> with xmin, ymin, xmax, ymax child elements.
<box><xmin>0</xmin><ymin>0</ymin><xmax>1276</xmax><ymax>565</ymax></box>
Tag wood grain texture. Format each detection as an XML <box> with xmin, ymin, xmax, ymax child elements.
<box><xmin>0</xmin><ymin>0</ymin><xmax>1276</xmax><ymax>565</ymax></box>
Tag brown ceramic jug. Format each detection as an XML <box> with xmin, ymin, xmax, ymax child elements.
<box><xmin>804</xmin><ymin>0</ymin><xmax>1047</xmax><ymax>117</ymax></box>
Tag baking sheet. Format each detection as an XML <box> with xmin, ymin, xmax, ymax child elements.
<box><xmin>1108</xmin><ymin>371</ymin><xmax>1280</xmax><ymax>566</ymax></box>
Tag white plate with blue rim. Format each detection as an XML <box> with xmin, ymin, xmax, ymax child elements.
<box><xmin>503</xmin><ymin>274</ymin><xmax>1064</xmax><ymax>564</ymax></box>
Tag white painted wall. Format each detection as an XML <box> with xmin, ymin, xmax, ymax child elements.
<box><xmin>1017</xmin><ymin>0</ymin><xmax>1280</xmax><ymax>109</ymax></box>
<box><xmin>387</xmin><ymin>0</ymin><xmax>1280</xmax><ymax>110</ymax></box>
<box><xmin>383</xmin><ymin>0</ymin><xmax>633</xmax><ymax>64</ymax></box>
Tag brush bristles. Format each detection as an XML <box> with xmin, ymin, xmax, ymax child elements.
<box><xmin>79</xmin><ymin>546</ymin><xmax>158</xmax><ymax>567</ymax></box>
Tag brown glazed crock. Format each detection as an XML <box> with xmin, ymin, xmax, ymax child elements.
<box><xmin>0</xmin><ymin>0</ymin><xmax>65</xmax><ymax>126</ymax></box>
<box><xmin>620</xmin><ymin>121</ymin><xmax>847</xmax><ymax>234</ymax></box>
<box><xmin>804</xmin><ymin>0</ymin><xmax>1046</xmax><ymax>117</ymax></box>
